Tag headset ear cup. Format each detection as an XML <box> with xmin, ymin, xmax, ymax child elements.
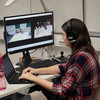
<box><xmin>66</xmin><ymin>26</ymin><xmax>71</xmax><ymax>38</ymax></box>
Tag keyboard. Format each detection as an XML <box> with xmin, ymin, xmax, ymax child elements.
<box><xmin>9</xmin><ymin>72</ymin><xmax>33</xmax><ymax>84</ymax></box>
<box><xmin>16</xmin><ymin>59</ymin><xmax>59</xmax><ymax>72</ymax></box>
<box><xmin>28</xmin><ymin>59</ymin><xmax>59</xmax><ymax>68</ymax></box>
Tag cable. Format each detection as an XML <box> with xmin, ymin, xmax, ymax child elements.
<box><xmin>29</xmin><ymin>49</ymin><xmax>37</xmax><ymax>54</ymax></box>
<box><xmin>82</xmin><ymin>0</ymin><xmax>85</xmax><ymax>22</ymax></box>
<box><xmin>30</xmin><ymin>0</ymin><xmax>32</xmax><ymax>13</ymax></box>
<box><xmin>40</xmin><ymin>0</ymin><xmax>49</xmax><ymax>12</ymax></box>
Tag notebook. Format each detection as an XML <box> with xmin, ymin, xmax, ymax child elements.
<box><xmin>2</xmin><ymin>54</ymin><xmax>33</xmax><ymax>84</ymax></box>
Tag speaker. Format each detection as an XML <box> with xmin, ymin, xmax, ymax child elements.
<box><xmin>66</xmin><ymin>19</ymin><xmax>76</xmax><ymax>43</ymax></box>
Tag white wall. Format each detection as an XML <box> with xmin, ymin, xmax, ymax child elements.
<box><xmin>0</xmin><ymin>0</ymin><xmax>100</xmax><ymax>64</ymax></box>
<box><xmin>0</xmin><ymin>40</ymin><xmax>6</xmax><ymax>55</ymax></box>
<box><xmin>83</xmin><ymin>0</ymin><xmax>100</xmax><ymax>52</ymax></box>
<box><xmin>0</xmin><ymin>0</ymin><xmax>83</xmax><ymax>39</ymax></box>
<box><xmin>0</xmin><ymin>0</ymin><xmax>44</xmax><ymax>39</ymax></box>
<box><xmin>0</xmin><ymin>0</ymin><xmax>83</xmax><ymax>64</ymax></box>
<box><xmin>42</xmin><ymin>0</ymin><xmax>83</xmax><ymax>33</ymax></box>
<box><xmin>0</xmin><ymin>0</ymin><xmax>45</xmax><ymax>63</ymax></box>
<box><xmin>84</xmin><ymin>0</ymin><xmax>100</xmax><ymax>32</ymax></box>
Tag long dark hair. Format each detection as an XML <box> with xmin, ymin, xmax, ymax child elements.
<box><xmin>62</xmin><ymin>18</ymin><xmax>96</xmax><ymax>64</ymax></box>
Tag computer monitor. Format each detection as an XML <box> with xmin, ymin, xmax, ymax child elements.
<box><xmin>4</xmin><ymin>11</ymin><xmax>54</xmax><ymax>66</ymax></box>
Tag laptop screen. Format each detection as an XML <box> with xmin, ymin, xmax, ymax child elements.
<box><xmin>3</xmin><ymin>54</ymin><xmax>15</xmax><ymax>80</ymax></box>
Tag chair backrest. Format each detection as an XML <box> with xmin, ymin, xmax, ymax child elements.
<box><xmin>90</xmin><ymin>85</ymin><xmax>100</xmax><ymax>100</ymax></box>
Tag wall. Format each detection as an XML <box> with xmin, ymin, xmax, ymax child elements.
<box><xmin>83</xmin><ymin>0</ymin><xmax>100</xmax><ymax>53</ymax></box>
<box><xmin>54</xmin><ymin>34</ymin><xmax>100</xmax><ymax>62</ymax></box>
<box><xmin>42</xmin><ymin>0</ymin><xmax>83</xmax><ymax>33</ymax></box>
<box><xmin>0</xmin><ymin>0</ymin><xmax>44</xmax><ymax>64</ymax></box>
<box><xmin>0</xmin><ymin>0</ymin><xmax>100</xmax><ymax>64</ymax></box>
<box><xmin>0</xmin><ymin>0</ymin><xmax>83</xmax><ymax>64</ymax></box>
<box><xmin>0</xmin><ymin>0</ymin><xmax>44</xmax><ymax>39</ymax></box>
<box><xmin>0</xmin><ymin>40</ymin><xmax>6</xmax><ymax>55</ymax></box>
<box><xmin>0</xmin><ymin>0</ymin><xmax>83</xmax><ymax>39</ymax></box>
<box><xmin>84</xmin><ymin>0</ymin><xmax>100</xmax><ymax>32</ymax></box>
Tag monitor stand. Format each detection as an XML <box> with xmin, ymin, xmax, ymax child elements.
<box><xmin>16</xmin><ymin>50</ymin><xmax>42</xmax><ymax>67</ymax></box>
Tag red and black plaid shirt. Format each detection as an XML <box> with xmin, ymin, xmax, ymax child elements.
<box><xmin>52</xmin><ymin>50</ymin><xmax>100</xmax><ymax>100</ymax></box>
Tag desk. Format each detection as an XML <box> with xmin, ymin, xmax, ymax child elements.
<box><xmin>0</xmin><ymin>65</ymin><xmax>60</xmax><ymax>99</ymax></box>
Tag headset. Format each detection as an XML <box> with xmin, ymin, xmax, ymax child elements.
<box><xmin>66</xmin><ymin>19</ymin><xmax>77</xmax><ymax>43</ymax></box>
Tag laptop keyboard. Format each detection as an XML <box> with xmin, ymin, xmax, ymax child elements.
<box><xmin>10</xmin><ymin>73</ymin><xmax>33</xmax><ymax>84</ymax></box>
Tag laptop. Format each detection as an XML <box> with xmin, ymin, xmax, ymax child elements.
<box><xmin>2</xmin><ymin>54</ymin><xmax>33</xmax><ymax>84</ymax></box>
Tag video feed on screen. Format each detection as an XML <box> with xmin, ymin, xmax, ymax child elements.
<box><xmin>34</xmin><ymin>19</ymin><xmax>53</xmax><ymax>38</ymax></box>
<box><xmin>6</xmin><ymin>23</ymin><xmax>32</xmax><ymax>43</ymax></box>
<box><xmin>4</xmin><ymin>12</ymin><xmax>54</xmax><ymax>54</ymax></box>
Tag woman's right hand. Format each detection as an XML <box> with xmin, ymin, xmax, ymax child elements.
<box><xmin>22</xmin><ymin>67</ymin><xmax>37</xmax><ymax>74</ymax></box>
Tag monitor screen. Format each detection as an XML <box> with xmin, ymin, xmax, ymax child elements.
<box><xmin>4</xmin><ymin>12</ymin><xmax>54</xmax><ymax>66</ymax></box>
<box><xmin>4</xmin><ymin>11</ymin><xmax>54</xmax><ymax>53</ymax></box>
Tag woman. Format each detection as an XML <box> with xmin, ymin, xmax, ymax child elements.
<box><xmin>19</xmin><ymin>18</ymin><xmax>100</xmax><ymax>100</ymax></box>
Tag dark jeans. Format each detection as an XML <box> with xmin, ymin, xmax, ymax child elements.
<box><xmin>13</xmin><ymin>85</ymin><xmax>68</xmax><ymax>100</ymax></box>
<box><xmin>29</xmin><ymin>85</ymin><xmax>68</xmax><ymax>100</ymax></box>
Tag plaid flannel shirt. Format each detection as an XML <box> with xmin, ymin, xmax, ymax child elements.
<box><xmin>52</xmin><ymin>50</ymin><xmax>100</xmax><ymax>100</ymax></box>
